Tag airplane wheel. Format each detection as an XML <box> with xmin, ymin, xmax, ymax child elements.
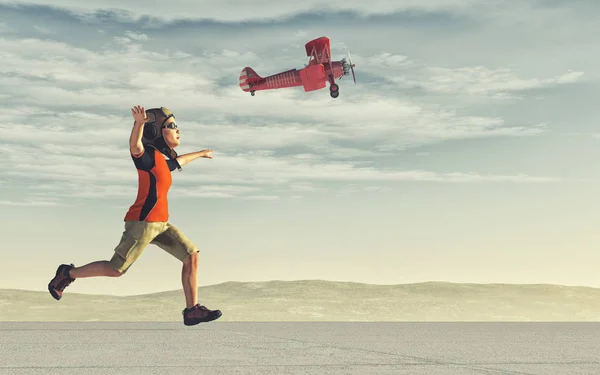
<box><xmin>250</xmin><ymin>91</ymin><xmax>255</xmax><ymax>96</ymax></box>
<box><xmin>330</xmin><ymin>91</ymin><xmax>339</xmax><ymax>98</ymax></box>
<box><xmin>330</xmin><ymin>84</ymin><xmax>339</xmax><ymax>92</ymax></box>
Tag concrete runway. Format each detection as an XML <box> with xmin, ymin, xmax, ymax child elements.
<box><xmin>1</xmin><ymin>322</ymin><xmax>599</xmax><ymax>374</ymax></box>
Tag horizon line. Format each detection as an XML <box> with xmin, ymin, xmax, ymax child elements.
<box><xmin>3</xmin><ymin>279</ymin><xmax>600</xmax><ymax>297</ymax></box>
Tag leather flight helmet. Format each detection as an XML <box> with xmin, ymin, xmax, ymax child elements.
<box><xmin>142</xmin><ymin>107</ymin><xmax>179</xmax><ymax>161</ymax></box>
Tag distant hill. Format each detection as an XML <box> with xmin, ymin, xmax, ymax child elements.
<box><xmin>2</xmin><ymin>280</ymin><xmax>600</xmax><ymax>322</ymax></box>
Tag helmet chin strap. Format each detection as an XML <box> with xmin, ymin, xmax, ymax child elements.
<box><xmin>147</xmin><ymin>137</ymin><xmax>182</xmax><ymax>171</ymax></box>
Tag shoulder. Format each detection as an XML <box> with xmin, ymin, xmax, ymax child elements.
<box><xmin>131</xmin><ymin>144</ymin><xmax>156</xmax><ymax>171</ymax></box>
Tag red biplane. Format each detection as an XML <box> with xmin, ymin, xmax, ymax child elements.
<box><xmin>239</xmin><ymin>36</ymin><xmax>356</xmax><ymax>99</ymax></box>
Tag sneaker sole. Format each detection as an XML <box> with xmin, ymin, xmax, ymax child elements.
<box><xmin>48</xmin><ymin>284</ymin><xmax>61</xmax><ymax>300</ymax></box>
<box><xmin>184</xmin><ymin>310</ymin><xmax>223</xmax><ymax>326</ymax></box>
<box><xmin>48</xmin><ymin>265</ymin><xmax>68</xmax><ymax>301</ymax></box>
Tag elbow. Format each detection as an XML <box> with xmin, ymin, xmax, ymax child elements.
<box><xmin>130</xmin><ymin>143</ymin><xmax>144</xmax><ymax>157</ymax></box>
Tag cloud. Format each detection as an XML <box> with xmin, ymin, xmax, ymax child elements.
<box><xmin>349</xmin><ymin>52</ymin><xmax>413</xmax><ymax>71</ymax></box>
<box><xmin>0</xmin><ymin>198</ymin><xmax>64</xmax><ymax>206</ymax></box>
<box><xmin>0</xmin><ymin>136</ymin><xmax>558</xmax><ymax>204</ymax></box>
<box><xmin>1</xmin><ymin>142</ymin><xmax>559</xmax><ymax>184</ymax></box>
<box><xmin>0</xmin><ymin>4</ymin><xmax>570</xmax><ymax>206</ymax></box>
<box><xmin>0</xmin><ymin>34</ymin><xmax>546</xmax><ymax>150</ymax></box>
<box><xmin>399</xmin><ymin>66</ymin><xmax>585</xmax><ymax>99</ymax></box>
<box><xmin>349</xmin><ymin>52</ymin><xmax>584</xmax><ymax>100</ymax></box>
<box><xmin>0</xmin><ymin>21</ymin><xmax>15</xmax><ymax>33</ymax></box>
<box><xmin>2</xmin><ymin>0</ymin><xmax>484</xmax><ymax>22</ymax></box>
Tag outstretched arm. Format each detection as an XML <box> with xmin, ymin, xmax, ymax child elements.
<box><xmin>129</xmin><ymin>105</ymin><xmax>147</xmax><ymax>156</ymax></box>
<box><xmin>176</xmin><ymin>149</ymin><xmax>213</xmax><ymax>167</ymax></box>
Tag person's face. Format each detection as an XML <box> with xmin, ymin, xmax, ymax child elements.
<box><xmin>161</xmin><ymin>117</ymin><xmax>180</xmax><ymax>148</ymax></box>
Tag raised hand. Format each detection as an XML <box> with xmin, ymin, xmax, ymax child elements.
<box><xmin>131</xmin><ymin>105</ymin><xmax>148</xmax><ymax>125</ymax></box>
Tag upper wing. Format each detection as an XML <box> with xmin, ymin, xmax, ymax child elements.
<box><xmin>305</xmin><ymin>36</ymin><xmax>331</xmax><ymax>64</ymax></box>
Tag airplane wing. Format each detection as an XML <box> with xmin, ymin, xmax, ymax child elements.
<box><xmin>305</xmin><ymin>36</ymin><xmax>331</xmax><ymax>65</ymax></box>
<box><xmin>299</xmin><ymin>64</ymin><xmax>327</xmax><ymax>91</ymax></box>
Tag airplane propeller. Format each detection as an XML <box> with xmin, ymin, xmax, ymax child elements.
<box><xmin>346</xmin><ymin>49</ymin><xmax>356</xmax><ymax>83</ymax></box>
<box><xmin>341</xmin><ymin>50</ymin><xmax>356</xmax><ymax>83</ymax></box>
<box><xmin>340</xmin><ymin>49</ymin><xmax>356</xmax><ymax>84</ymax></box>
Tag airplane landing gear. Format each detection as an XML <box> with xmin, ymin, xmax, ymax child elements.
<box><xmin>250</xmin><ymin>91</ymin><xmax>255</xmax><ymax>96</ymax></box>
<box><xmin>330</xmin><ymin>83</ymin><xmax>339</xmax><ymax>98</ymax></box>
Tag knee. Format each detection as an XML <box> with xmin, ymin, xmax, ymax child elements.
<box><xmin>106</xmin><ymin>260</ymin><xmax>126</xmax><ymax>277</ymax></box>
<box><xmin>109</xmin><ymin>267</ymin><xmax>124</xmax><ymax>277</ymax></box>
<box><xmin>183</xmin><ymin>251</ymin><xmax>199</xmax><ymax>269</ymax></box>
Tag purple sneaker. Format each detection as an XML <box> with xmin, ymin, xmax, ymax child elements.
<box><xmin>48</xmin><ymin>264</ymin><xmax>75</xmax><ymax>300</ymax></box>
<box><xmin>183</xmin><ymin>304</ymin><xmax>222</xmax><ymax>325</ymax></box>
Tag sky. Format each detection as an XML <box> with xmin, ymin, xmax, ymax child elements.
<box><xmin>1</xmin><ymin>0</ymin><xmax>599</xmax><ymax>296</ymax></box>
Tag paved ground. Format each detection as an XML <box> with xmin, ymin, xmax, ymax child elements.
<box><xmin>0</xmin><ymin>322</ymin><xmax>599</xmax><ymax>374</ymax></box>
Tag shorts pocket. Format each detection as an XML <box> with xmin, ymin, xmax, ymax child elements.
<box><xmin>114</xmin><ymin>232</ymin><xmax>139</xmax><ymax>260</ymax></box>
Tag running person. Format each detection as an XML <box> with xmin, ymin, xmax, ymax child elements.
<box><xmin>48</xmin><ymin>105</ymin><xmax>222</xmax><ymax>326</ymax></box>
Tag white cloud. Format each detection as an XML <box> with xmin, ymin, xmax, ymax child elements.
<box><xmin>0</xmin><ymin>199</ymin><xmax>65</xmax><ymax>206</ymax></box>
<box><xmin>2</xmin><ymin>0</ymin><xmax>484</xmax><ymax>22</ymax></box>
<box><xmin>0</xmin><ymin>137</ymin><xmax>558</xmax><ymax>204</ymax></box>
<box><xmin>0</xmin><ymin>35</ymin><xmax>545</xmax><ymax>152</ymax></box>
<box><xmin>350</xmin><ymin>52</ymin><xmax>413</xmax><ymax>70</ymax></box>
<box><xmin>0</xmin><ymin>22</ymin><xmax>14</xmax><ymax>33</ymax></box>
<box><xmin>123</xmin><ymin>31</ymin><xmax>148</xmax><ymax>41</ymax></box>
<box><xmin>413</xmin><ymin>66</ymin><xmax>585</xmax><ymax>98</ymax></box>
<box><xmin>0</xmin><ymin>9</ymin><xmax>568</xmax><ymax>206</ymax></box>
<box><xmin>330</xmin><ymin>50</ymin><xmax>583</xmax><ymax>101</ymax></box>
<box><xmin>32</xmin><ymin>25</ymin><xmax>51</xmax><ymax>34</ymax></box>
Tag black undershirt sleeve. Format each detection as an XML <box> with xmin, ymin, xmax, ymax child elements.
<box><xmin>131</xmin><ymin>148</ymin><xmax>155</xmax><ymax>171</ymax></box>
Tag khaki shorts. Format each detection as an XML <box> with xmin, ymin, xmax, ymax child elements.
<box><xmin>109</xmin><ymin>220</ymin><xmax>198</xmax><ymax>273</ymax></box>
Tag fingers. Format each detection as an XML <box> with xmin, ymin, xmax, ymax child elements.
<box><xmin>131</xmin><ymin>105</ymin><xmax>145</xmax><ymax>114</ymax></box>
<box><xmin>131</xmin><ymin>106</ymin><xmax>147</xmax><ymax>123</ymax></box>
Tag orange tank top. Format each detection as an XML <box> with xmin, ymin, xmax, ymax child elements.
<box><xmin>124</xmin><ymin>147</ymin><xmax>179</xmax><ymax>222</ymax></box>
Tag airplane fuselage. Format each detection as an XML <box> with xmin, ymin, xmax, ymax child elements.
<box><xmin>249</xmin><ymin>61</ymin><xmax>344</xmax><ymax>92</ymax></box>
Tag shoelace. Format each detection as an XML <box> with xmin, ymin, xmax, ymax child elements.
<box><xmin>56</xmin><ymin>278</ymin><xmax>73</xmax><ymax>290</ymax></box>
<box><xmin>56</xmin><ymin>271</ymin><xmax>74</xmax><ymax>290</ymax></box>
<box><xmin>183</xmin><ymin>304</ymin><xmax>209</xmax><ymax>315</ymax></box>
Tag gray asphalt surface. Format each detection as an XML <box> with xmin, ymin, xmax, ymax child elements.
<box><xmin>0</xmin><ymin>322</ymin><xmax>599</xmax><ymax>374</ymax></box>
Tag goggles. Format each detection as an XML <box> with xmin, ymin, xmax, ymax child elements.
<box><xmin>157</xmin><ymin>107</ymin><xmax>177</xmax><ymax>129</ymax></box>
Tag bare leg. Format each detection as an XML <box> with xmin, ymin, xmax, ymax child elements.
<box><xmin>181</xmin><ymin>252</ymin><xmax>199</xmax><ymax>309</ymax></box>
<box><xmin>69</xmin><ymin>261</ymin><xmax>122</xmax><ymax>279</ymax></box>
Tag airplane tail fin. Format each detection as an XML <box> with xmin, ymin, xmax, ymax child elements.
<box><xmin>239</xmin><ymin>67</ymin><xmax>262</xmax><ymax>92</ymax></box>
